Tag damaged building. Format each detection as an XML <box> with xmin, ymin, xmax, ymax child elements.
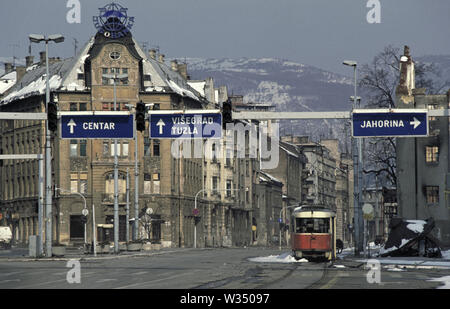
<box><xmin>395</xmin><ymin>45</ymin><xmax>450</xmax><ymax>247</ymax></box>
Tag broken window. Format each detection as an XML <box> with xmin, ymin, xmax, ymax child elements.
<box><xmin>425</xmin><ymin>146</ymin><xmax>439</xmax><ymax>163</ymax></box>
<box><xmin>425</xmin><ymin>186</ymin><xmax>439</xmax><ymax>204</ymax></box>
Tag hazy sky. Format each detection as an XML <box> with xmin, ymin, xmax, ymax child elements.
<box><xmin>1</xmin><ymin>0</ymin><xmax>450</xmax><ymax>75</ymax></box>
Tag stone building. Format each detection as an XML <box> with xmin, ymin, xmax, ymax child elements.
<box><xmin>321</xmin><ymin>139</ymin><xmax>352</xmax><ymax>246</ymax></box>
<box><xmin>0</xmin><ymin>16</ymin><xmax>269</xmax><ymax>249</ymax></box>
<box><xmin>395</xmin><ymin>46</ymin><xmax>450</xmax><ymax>246</ymax></box>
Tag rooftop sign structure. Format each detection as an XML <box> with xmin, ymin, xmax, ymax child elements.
<box><xmin>93</xmin><ymin>2</ymin><xmax>135</xmax><ymax>39</ymax></box>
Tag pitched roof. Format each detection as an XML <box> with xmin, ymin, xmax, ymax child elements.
<box><xmin>1</xmin><ymin>35</ymin><xmax>206</xmax><ymax>106</ymax></box>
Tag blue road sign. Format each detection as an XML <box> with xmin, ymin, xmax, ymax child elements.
<box><xmin>60</xmin><ymin>112</ymin><xmax>134</xmax><ymax>139</ymax></box>
<box><xmin>352</xmin><ymin>109</ymin><xmax>428</xmax><ymax>137</ymax></box>
<box><xmin>149</xmin><ymin>111</ymin><xmax>222</xmax><ymax>139</ymax></box>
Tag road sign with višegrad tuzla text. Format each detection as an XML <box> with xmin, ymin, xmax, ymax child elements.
<box><xmin>352</xmin><ymin>109</ymin><xmax>428</xmax><ymax>138</ymax></box>
<box><xmin>60</xmin><ymin>112</ymin><xmax>134</xmax><ymax>139</ymax></box>
<box><xmin>149</xmin><ymin>110</ymin><xmax>222</xmax><ymax>139</ymax></box>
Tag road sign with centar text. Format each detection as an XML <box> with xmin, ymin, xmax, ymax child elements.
<box><xmin>60</xmin><ymin>112</ymin><xmax>134</xmax><ymax>139</ymax></box>
<box><xmin>352</xmin><ymin>109</ymin><xmax>428</xmax><ymax>138</ymax></box>
<box><xmin>149</xmin><ymin>110</ymin><xmax>222</xmax><ymax>139</ymax></box>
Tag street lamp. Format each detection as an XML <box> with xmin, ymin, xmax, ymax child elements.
<box><xmin>102</xmin><ymin>71</ymin><xmax>128</xmax><ymax>254</ymax></box>
<box><xmin>29</xmin><ymin>33</ymin><xmax>64</xmax><ymax>258</ymax></box>
<box><xmin>343</xmin><ymin>60</ymin><xmax>364</xmax><ymax>256</ymax></box>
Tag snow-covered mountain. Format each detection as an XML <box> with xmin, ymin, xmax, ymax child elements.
<box><xmin>184</xmin><ymin>56</ymin><xmax>450</xmax><ymax>144</ymax></box>
<box><xmin>184</xmin><ymin>57</ymin><xmax>355</xmax><ymax>143</ymax></box>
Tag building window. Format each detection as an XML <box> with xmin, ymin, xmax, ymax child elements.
<box><xmin>425</xmin><ymin>146</ymin><xmax>439</xmax><ymax>163</ymax></box>
<box><xmin>425</xmin><ymin>186</ymin><xmax>439</xmax><ymax>204</ymax></box>
<box><xmin>71</xmin><ymin>172</ymin><xmax>88</xmax><ymax>193</ymax></box>
<box><xmin>212</xmin><ymin>176</ymin><xmax>218</xmax><ymax>195</ymax></box>
<box><xmin>79</xmin><ymin>103</ymin><xmax>87</xmax><ymax>111</ymax></box>
<box><xmin>70</xmin><ymin>139</ymin><xmax>87</xmax><ymax>157</ymax></box>
<box><xmin>144</xmin><ymin>174</ymin><xmax>151</xmax><ymax>194</ymax></box>
<box><xmin>153</xmin><ymin>140</ymin><xmax>160</xmax><ymax>156</ymax></box>
<box><xmin>226</xmin><ymin>180</ymin><xmax>232</xmax><ymax>198</ymax></box>
<box><xmin>70</xmin><ymin>103</ymin><xmax>78</xmax><ymax>111</ymax></box>
<box><xmin>144</xmin><ymin>137</ymin><xmax>151</xmax><ymax>156</ymax></box>
<box><xmin>153</xmin><ymin>173</ymin><xmax>160</xmax><ymax>194</ymax></box>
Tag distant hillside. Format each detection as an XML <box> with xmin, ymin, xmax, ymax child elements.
<box><xmin>184</xmin><ymin>57</ymin><xmax>354</xmax><ymax>143</ymax></box>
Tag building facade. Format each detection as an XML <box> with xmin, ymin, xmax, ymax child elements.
<box><xmin>396</xmin><ymin>46</ymin><xmax>450</xmax><ymax>247</ymax></box>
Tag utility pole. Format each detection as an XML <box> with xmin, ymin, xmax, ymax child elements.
<box><xmin>102</xmin><ymin>70</ymin><xmax>128</xmax><ymax>254</ymax></box>
<box><xmin>343</xmin><ymin>60</ymin><xmax>363</xmax><ymax>256</ymax></box>
<box><xmin>29</xmin><ymin>33</ymin><xmax>65</xmax><ymax>257</ymax></box>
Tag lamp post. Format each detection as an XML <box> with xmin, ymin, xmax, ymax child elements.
<box><xmin>29</xmin><ymin>34</ymin><xmax>64</xmax><ymax>257</ymax></box>
<box><xmin>343</xmin><ymin>60</ymin><xmax>363</xmax><ymax>256</ymax></box>
<box><xmin>102</xmin><ymin>71</ymin><xmax>128</xmax><ymax>254</ymax></box>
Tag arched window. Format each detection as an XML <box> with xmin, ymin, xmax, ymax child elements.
<box><xmin>105</xmin><ymin>172</ymin><xmax>127</xmax><ymax>194</ymax></box>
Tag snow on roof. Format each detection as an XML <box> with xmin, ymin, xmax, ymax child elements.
<box><xmin>1</xmin><ymin>74</ymin><xmax>62</xmax><ymax>104</ymax></box>
<box><xmin>280</xmin><ymin>145</ymin><xmax>299</xmax><ymax>158</ymax></box>
<box><xmin>259</xmin><ymin>171</ymin><xmax>283</xmax><ymax>185</ymax></box>
<box><xmin>0</xmin><ymin>71</ymin><xmax>17</xmax><ymax>95</ymax></box>
<box><xmin>406</xmin><ymin>220</ymin><xmax>426</xmax><ymax>234</ymax></box>
<box><xmin>188</xmin><ymin>80</ymin><xmax>206</xmax><ymax>97</ymax></box>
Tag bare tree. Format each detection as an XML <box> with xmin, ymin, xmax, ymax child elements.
<box><xmin>358</xmin><ymin>45</ymin><xmax>446</xmax><ymax>187</ymax></box>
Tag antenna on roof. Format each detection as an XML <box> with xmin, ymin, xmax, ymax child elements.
<box><xmin>73</xmin><ymin>38</ymin><xmax>78</xmax><ymax>57</ymax></box>
<box><xmin>140</xmin><ymin>41</ymin><xmax>149</xmax><ymax>53</ymax></box>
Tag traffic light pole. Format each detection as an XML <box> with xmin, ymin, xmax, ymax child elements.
<box><xmin>44</xmin><ymin>40</ymin><xmax>53</xmax><ymax>257</ymax></box>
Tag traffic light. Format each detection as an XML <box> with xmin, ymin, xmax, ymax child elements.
<box><xmin>136</xmin><ymin>101</ymin><xmax>146</xmax><ymax>132</ymax></box>
<box><xmin>47</xmin><ymin>101</ymin><xmax>58</xmax><ymax>132</ymax></box>
<box><xmin>222</xmin><ymin>99</ymin><xmax>232</xmax><ymax>129</ymax></box>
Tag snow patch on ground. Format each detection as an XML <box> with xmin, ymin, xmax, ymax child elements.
<box><xmin>428</xmin><ymin>275</ymin><xmax>450</xmax><ymax>289</ymax></box>
<box><xmin>249</xmin><ymin>252</ymin><xmax>308</xmax><ymax>263</ymax></box>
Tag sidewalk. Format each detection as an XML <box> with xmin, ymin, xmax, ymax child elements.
<box><xmin>337</xmin><ymin>246</ymin><xmax>450</xmax><ymax>269</ymax></box>
<box><xmin>0</xmin><ymin>245</ymin><xmax>197</xmax><ymax>262</ymax></box>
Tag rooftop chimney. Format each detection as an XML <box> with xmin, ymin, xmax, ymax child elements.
<box><xmin>4</xmin><ymin>63</ymin><xmax>13</xmax><ymax>74</ymax></box>
<box><xmin>16</xmin><ymin>66</ymin><xmax>26</xmax><ymax>82</ymax></box>
<box><xmin>26</xmin><ymin>55</ymin><xmax>34</xmax><ymax>68</ymax></box>
<box><xmin>171</xmin><ymin>60</ymin><xmax>178</xmax><ymax>72</ymax></box>
<box><xmin>395</xmin><ymin>45</ymin><xmax>415</xmax><ymax>99</ymax></box>
<box><xmin>158</xmin><ymin>54</ymin><xmax>165</xmax><ymax>64</ymax></box>
<box><xmin>149</xmin><ymin>49</ymin><xmax>157</xmax><ymax>60</ymax></box>
<box><xmin>177</xmin><ymin>63</ymin><xmax>189</xmax><ymax>80</ymax></box>
<box><xmin>39</xmin><ymin>51</ymin><xmax>46</xmax><ymax>65</ymax></box>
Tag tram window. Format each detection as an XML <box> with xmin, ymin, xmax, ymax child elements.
<box><xmin>296</xmin><ymin>218</ymin><xmax>330</xmax><ymax>233</ymax></box>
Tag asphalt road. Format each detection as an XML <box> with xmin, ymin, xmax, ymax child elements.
<box><xmin>0</xmin><ymin>247</ymin><xmax>448</xmax><ymax>290</ymax></box>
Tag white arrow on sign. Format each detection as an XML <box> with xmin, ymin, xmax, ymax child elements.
<box><xmin>410</xmin><ymin>117</ymin><xmax>421</xmax><ymax>129</ymax></box>
<box><xmin>156</xmin><ymin>119</ymin><xmax>165</xmax><ymax>134</ymax></box>
<box><xmin>67</xmin><ymin>119</ymin><xmax>77</xmax><ymax>134</ymax></box>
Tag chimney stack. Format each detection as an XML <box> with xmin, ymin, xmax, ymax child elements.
<box><xmin>26</xmin><ymin>55</ymin><xmax>34</xmax><ymax>68</ymax></box>
<box><xmin>171</xmin><ymin>60</ymin><xmax>178</xmax><ymax>72</ymax></box>
<box><xmin>16</xmin><ymin>66</ymin><xmax>26</xmax><ymax>82</ymax></box>
<box><xmin>40</xmin><ymin>51</ymin><xmax>46</xmax><ymax>65</ymax></box>
<box><xmin>149</xmin><ymin>49</ymin><xmax>157</xmax><ymax>60</ymax></box>
<box><xmin>177</xmin><ymin>63</ymin><xmax>189</xmax><ymax>80</ymax></box>
<box><xmin>4</xmin><ymin>63</ymin><xmax>13</xmax><ymax>74</ymax></box>
<box><xmin>158</xmin><ymin>54</ymin><xmax>165</xmax><ymax>64</ymax></box>
<box><xmin>395</xmin><ymin>45</ymin><xmax>415</xmax><ymax>98</ymax></box>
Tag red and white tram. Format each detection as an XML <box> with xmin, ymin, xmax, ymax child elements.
<box><xmin>291</xmin><ymin>205</ymin><xmax>336</xmax><ymax>261</ymax></box>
